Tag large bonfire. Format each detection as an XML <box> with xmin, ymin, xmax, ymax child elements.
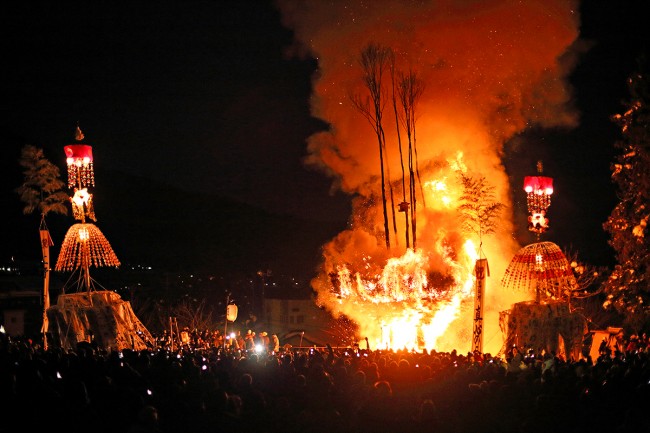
<box><xmin>278</xmin><ymin>0</ymin><xmax>581</xmax><ymax>355</ymax></box>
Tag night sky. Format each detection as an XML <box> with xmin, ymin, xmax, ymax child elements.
<box><xmin>1</xmin><ymin>1</ymin><xmax>649</xmax><ymax>276</ymax></box>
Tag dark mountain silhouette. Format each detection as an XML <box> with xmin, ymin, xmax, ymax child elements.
<box><xmin>3</xmin><ymin>148</ymin><xmax>348</xmax><ymax>281</ymax></box>
<box><xmin>93</xmin><ymin>167</ymin><xmax>348</xmax><ymax>279</ymax></box>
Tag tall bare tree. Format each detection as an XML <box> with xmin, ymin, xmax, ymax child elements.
<box><xmin>397</xmin><ymin>70</ymin><xmax>425</xmax><ymax>248</ymax></box>
<box><xmin>350</xmin><ymin>43</ymin><xmax>396</xmax><ymax>249</ymax></box>
<box><xmin>389</xmin><ymin>55</ymin><xmax>411</xmax><ymax>248</ymax></box>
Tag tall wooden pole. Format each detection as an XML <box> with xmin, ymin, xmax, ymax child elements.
<box><xmin>472</xmin><ymin>258</ymin><xmax>489</xmax><ymax>353</ymax></box>
<box><xmin>224</xmin><ymin>293</ymin><xmax>229</xmax><ymax>350</ymax></box>
<box><xmin>39</xmin><ymin>217</ymin><xmax>53</xmax><ymax>350</ymax></box>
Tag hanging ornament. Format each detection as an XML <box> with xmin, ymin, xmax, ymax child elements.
<box><xmin>64</xmin><ymin>126</ymin><xmax>96</xmax><ymax>222</ymax></box>
<box><xmin>65</xmin><ymin>143</ymin><xmax>95</xmax><ymax>190</ymax></box>
<box><xmin>55</xmin><ymin>223</ymin><xmax>121</xmax><ymax>272</ymax></box>
<box><xmin>71</xmin><ymin>187</ymin><xmax>96</xmax><ymax>222</ymax></box>
<box><xmin>501</xmin><ymin>241</ymin><xmax>576</xmax><ymax>303</ymax></box>
<box><xmin>524</xmin><ymin>161</ymin><xmax>553</xmax><ymax>235</ymax></box>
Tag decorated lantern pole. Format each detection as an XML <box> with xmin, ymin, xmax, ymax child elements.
<box><xmin>457</xmin><ymin>173</ymin><xmax>505</xmax><ymax>354</ymax></box>
<box><xmin>55</xmin><ymin>126</ymin><xmax>120</xmax><ymax>295</ymax></box>
<box><xmin>523</xmin><ymin>161</ymin><xmax>555</xmax><ymax>302</ymax></box>
<box><xmin>472</xmin><ymin>258</ymin><xmax>489</xmax><ymax>353</ymax></box>
<box><xmin>524</xmin><ymin>161</ymin><xmax>554</xmax><ymax>240</ymax></box>
<box><xmin>64</xmin><ymin>127</ymin><xmax>96</xmax><ymax>292</ymax></box>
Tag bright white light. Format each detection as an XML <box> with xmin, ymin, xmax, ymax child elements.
<box><xmin>255</xmin><ymin>344</ymin><xmax>264</xmax><ymax>353</ymax></box>
<box><xmin>78</xmin><ymin>227</ymin><xmax>89</xmax><ymax>241</ymax></box>
<box><xmin>72</xmin><ymin>188</ymin><xmax>90</xmax><ymax>206</ymax></box>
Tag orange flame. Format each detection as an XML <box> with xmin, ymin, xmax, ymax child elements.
<box><xmin>308</xmin><ymin>150</ymin><xmax>537</xmax><ymax>353</ymax></box>
<box><xmin>279</xmin><ymin>0</ymin><xmax>580</xmax><ymax>354</ymax></box>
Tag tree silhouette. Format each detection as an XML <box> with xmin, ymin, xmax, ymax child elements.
<box><xmin>397</xmin><ymin>69</ymin><xmax>425</xmax><ymax>249</ymax></box>
<box><xmin>389</xmin><ymin>54</ymin><xmax>410</xmax><ymax>248</ymax></box>
<box><xmin>457</xmin><ymin>172</ymin><xmax>505</xmax><ymax>250</ymax></box>
<box><xmin>350</xmin><ymin>43</ymin><xmax>394</xmax><ymax>249</ymax></box>
<box><xmin>15</xmin><ymin>144</ymin><xmax>69</xmax><ymax>349</ymax></box>
<box><xmin>16</xmin><ymin>145</ymin><xmax>69</xmax><ymax>218</ymax></box>
<box><xmin>602</xmin><ymin>58</ymin><xmax>650</xmax><ymax>332</ymax></box>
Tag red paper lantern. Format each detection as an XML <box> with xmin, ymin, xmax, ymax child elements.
<box><xmin>523</xmin><ymin>176</ymin><xmax>553</xmax><ymax>195</ymax></box>
<box><xmin>524</xmin><ymin>170</ymin><xmax>553</xmax><ymax>235</ymax></box>
<box><xmin>64</xmin><ymin>143</ymin><xmax>95</xmax><ymax>189</ymax></box>
<box><xmin>64</xmin><ymin>144</ymin><xmax>93</xmax><ymax>163</ymax></box>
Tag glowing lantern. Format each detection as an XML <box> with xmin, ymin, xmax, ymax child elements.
<box><xmin>64</xmin><ymin>139</ymin><xmax>95</xmax><ymax>190</ymax></box>
<box><xmin>227</xmin><ymin>304</ymin><xmax>238</xmax><ymax>322</ymax></box>
<box><xmin>501</xmin><ymin>241</ymin><xmax>576</xmax><ymax>303</ymax></box>
<box><xmin>55</xmin><ymin>126</ymin><xmax>120</xmax><ymax>294</ymax></box>
<box><xmin>524</xmin><ymin>161</ymin><xmax>553</xmax><ymax>235</ymax></box>
<box><xmin>523</xmin><ymin>175</ymin><xmax>554</xmax><ymax>195</ymax></box>
<box><xmin>55</xmin><ymin>223</ymin><xmax>120</xmax><ymax>272</ymax></box>
<box><xmin>65</xmin><ymin>127</ymin><xmax>96</xmax><ymax>222</ymax></box>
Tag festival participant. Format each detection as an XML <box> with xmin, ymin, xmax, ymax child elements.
<box><xmin>271</xmin><ymin>334</ymin><xmax>280</xmax><ymax>353</ymax></box>
<box><xmin>180</xmin><ymin>327</ymin><xmax>191</xmax><ymax>349</ymax></box>
<box><xmin>356</xmin><ymin>380</ymin><xmax>401</xmax><ymax>432</ymax></box>
<box><xmin>625</xmin><ymin>334</ymin><xmax>639</xmax><ymax>353</ymax></box>
<box><xmin>412</xmin><ymin>398</ymin><xmax>440</xmax><ymax>433</ymax></box>
<box><xmin>235</xmin><ymin>330</ymin><xmax>245</xmax><ymax>351</ymax></box>
<box><xmin>258</xmin><ymin>331</ymin><xmax>270</xmax><ymax>352</ymax></box>
<box><xmin>507</xmin><ymin>346</ymin><xmax>524</xmax><ymax>375</ymax></box>
<box><xmin>211</xmin><ymin>329</ymin><xmax>223</xmax><ymax>348</ymax></box>
<box><xmin>245</xmin><ymin>330</ymin><xmax>256</xmax><ymax>352</ymax></box>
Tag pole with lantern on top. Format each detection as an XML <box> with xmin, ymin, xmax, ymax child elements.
<box><xmin>55</xmin><ymin>125</ymin><xmax>120</xmax><ymax>298</ymax></box>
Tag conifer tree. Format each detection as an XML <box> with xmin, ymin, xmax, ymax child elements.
<box><xmin>16</xmin><ymin>144</ymin><xmax>69</xmax><ymax>218</ymax></box>
<box><xmin>602</xmin><ymin>59</ymin><xmax>650</xmax><ymax>331</ymax></box>
<box><xmin>16</xmin><ymin>144</ymin><xmax>68</xmax><ymax>349</ymax></box>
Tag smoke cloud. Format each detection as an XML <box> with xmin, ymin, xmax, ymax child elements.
<box><xmin>277</xmin><ymin>0</ymin><xmax>581</xmax><ymax>354</ymax></box>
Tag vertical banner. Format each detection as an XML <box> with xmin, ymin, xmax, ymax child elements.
<box><xmin>40</xmin><ymin>228</ymin><xmax>54</xmax><ymax>341</ymax></box>
<box><xmin>472</xmin><ymin>258</ymin><xmax>489</xmax><ymax>353</ymax></box>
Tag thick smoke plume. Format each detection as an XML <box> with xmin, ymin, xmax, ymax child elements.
<box><xmin>278</xmin><ymin>0</ymin><xmax>581</xmax><ymax>354</ymax></box>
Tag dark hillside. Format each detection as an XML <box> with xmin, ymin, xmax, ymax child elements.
<box><xmin>2</xmin><ymin>153</ymin><xmax>348</xmax><ymax>281</ymax></box>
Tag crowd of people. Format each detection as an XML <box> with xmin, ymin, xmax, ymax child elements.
<box><xmin>1</xmin><ymin>330</ymin><xmax>649</xmax><ymax>433</ymax></box>
<box><xmin>158</xmin><ymin>327</ymin><xmax>281</xmax><ymax>354</ymax></box>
